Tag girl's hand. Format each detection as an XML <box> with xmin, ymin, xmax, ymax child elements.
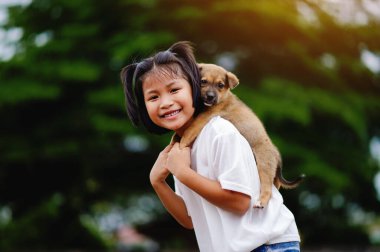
<box><xmin>167</xmin><ymin>143</ymin><xmax>191</xmax><ymax>179</ymax></box>
<box><xmin>149</xmin><ymin>144</ymin><xmax>173</xmax><ymax>186</ymax></box>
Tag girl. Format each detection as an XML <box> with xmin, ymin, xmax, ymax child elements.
<box><xmin>121</xmin><ymin>41</ymin><xmax>301</xmax><ymax>252</ymax></box>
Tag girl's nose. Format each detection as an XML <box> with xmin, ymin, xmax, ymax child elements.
<box><xmin>159</xmin><ymin>95</ymin><xmax>174</xmax><ymax>109</ymax></box>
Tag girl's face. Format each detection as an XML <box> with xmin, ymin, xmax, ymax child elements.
<box><xmin>142</xmin><ymin>72</ymin><xmax>195</xmax><ymax>136</ymax></box>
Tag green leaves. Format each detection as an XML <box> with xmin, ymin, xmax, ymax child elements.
<box><xmin>56</xmin><ymin>60</ymin><xmax>101</xmax><ymax>82</ymax></box>
<box><xmin>238</xmin><ymin>77</ymin><xmax>368</xmax><ymax>141</ymax></box>
<box><xmin>0</xmin><ymin>79</ymin><xmax>60</xmax><ymax>105</ymax></box>
<box><xmin>0</xmin><ymin>0</ymin><xmax>379</xmax><ymax>249</ymax></box>
<box><xmin>110</xmin><ymin>31</ymin><xmax>175</xmax><ymax>66</ymax></box>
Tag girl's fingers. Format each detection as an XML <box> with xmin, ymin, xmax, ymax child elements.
<box><xmin>172</xmin><ymin>142</ymin><xmax>179</xmax><ymax>148</ymax></box>
<box><xmin>163</xmin><ymin>143</ymin><xmax>175</xmax><ymax>153</ymax></box>
<box><xmin>171</xmin><ymin>143</ymin><xmax>190</xmax><ymax>152</ymax></box>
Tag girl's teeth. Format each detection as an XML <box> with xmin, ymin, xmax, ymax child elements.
<box><xmin>165</xmin><ymin>110</ymin><xmax>179</xmax><ymax>117</ymax></box>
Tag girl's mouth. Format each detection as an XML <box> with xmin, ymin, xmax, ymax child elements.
<box><xmin>161</xmin><ymin>109</ymin><xmax>181</xmax><ymax>118</ymax></box>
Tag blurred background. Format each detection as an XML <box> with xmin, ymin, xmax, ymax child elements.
<box><xmin>0</xmin><ymin>0</ymin><xmax>380</xmax><ymax>251</ymax></box>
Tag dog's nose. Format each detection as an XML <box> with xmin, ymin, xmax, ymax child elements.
<box><xmin>206</xmin><ymin>91</ymin><xmax>215</xmax><ymax>102</ymax></box>
<box><xmin>203</xmin><ymin>91</ymin><xmax>217</xmax><ymax>106</ymax></box>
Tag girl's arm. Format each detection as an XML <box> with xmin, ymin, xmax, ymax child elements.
<box><xmin>167</xmin><ymin>143</ymin><xmax>251</xmax><ymax>215</ymax></box>
<box><xmin>149</xmin><ymin>144</ymin><xmax>193</xmax><ymax>229</ymax></box>
<box><xmin>151</xmin><ymin>180</ymin><xmax>193</xmax><ymax>229</ymax></box>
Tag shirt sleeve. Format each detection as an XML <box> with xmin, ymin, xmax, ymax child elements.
<box><xmin>211</xmin><ymin>131</ymin><xmax>256</xmax><ymax>197</ymax></box>
<box><xmin>174</xmin><ymin>176</ymin><xmax>183</xmax><ymax>197</ymax></box>
<box><xmin>173</xmin><ymin>176</ymin><xmax>191</xmax><ymax>216</ymax></box>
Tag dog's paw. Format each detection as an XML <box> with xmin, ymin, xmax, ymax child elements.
<box><xmin>253</xmin><ymin>200</ymin><xmax>264</xmax><ymax>209</ymax></box>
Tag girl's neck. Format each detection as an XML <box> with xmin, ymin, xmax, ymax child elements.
<box><xmin>175</xmin><ymin>117</ymin><xmax>195</xmax><ymax>137</ymax></box>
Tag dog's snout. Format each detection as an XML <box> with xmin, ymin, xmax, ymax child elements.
<box><xmin>206</xmin><ymin>91</ymin><xmax>216</xmax><ymax>102</ymax></box>
<box><xmin>203</xmin><ymin>91</ymin><xmax>217</xmax><ymax>106</ymax></box>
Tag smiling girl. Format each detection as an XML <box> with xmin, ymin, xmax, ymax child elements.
<box><xmin>121</xmin><ymin>41</ymin><xmax>301</xmax><ymax>252</ymax></box>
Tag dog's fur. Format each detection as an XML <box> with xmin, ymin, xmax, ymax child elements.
<box><xmin>179</xmin><ymin>63</ymin><xmax>304</xmax><ymax>208</ymax></box>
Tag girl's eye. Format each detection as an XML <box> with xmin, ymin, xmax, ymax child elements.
<box><xmin>171</xmin><ymin>88</ymin><xmax>180</xmax><ymax>93</ymax></box>
<box><xmin>218</xmin><ymin>83</ymin><xmax>225</xmax><ymax>89</ymax></box>
<box><xmin>148</xmin><ymin>95</ymin><xmax>159</xmax><ymax>101</ymax></box>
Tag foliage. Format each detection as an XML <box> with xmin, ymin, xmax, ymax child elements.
<box><xmin>0</xmin><ymin>0</ymin><xmax>379</xmax><ymax>250</ymax></box>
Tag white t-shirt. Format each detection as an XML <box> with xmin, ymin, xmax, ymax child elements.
<box><xmin>174</xmin><ymin>116</ymin><xmax>300</xmax><ymax>252</ymax></box>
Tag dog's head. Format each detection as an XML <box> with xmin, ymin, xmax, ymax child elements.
<box><xmin>198</xmin><ymin>63</ymin><xmax>239</xmax><ymax>107</ymax></box>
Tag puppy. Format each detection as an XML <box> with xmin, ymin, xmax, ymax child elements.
<box><xmin>179</xmin><ymin>63</ymin><xmax>304</xmax><ymax>208</ymax></box>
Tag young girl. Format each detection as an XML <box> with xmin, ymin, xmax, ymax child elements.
<box><xmin>121</xmin><ymin>41</ymin><xmax>301</xmax><ymax>252</ymax></box>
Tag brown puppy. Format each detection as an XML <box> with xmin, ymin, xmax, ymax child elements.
<box><xmin>179</xmin><ymin>63</ymin><xmax>304</xmax><ymax>208</ymax></box>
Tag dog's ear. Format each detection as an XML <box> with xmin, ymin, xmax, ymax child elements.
<box><xmin>197</xmin><ymin>63</ymin><xmax>204</xmax><ymax>71</ymax></box>
<box><xmin>227</xmin><ymin>71</ymin><xmax>239</xmax><ymax>89</ymax></box>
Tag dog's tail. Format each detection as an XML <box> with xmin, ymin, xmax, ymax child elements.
<box><xmin>274</xmin><ymin>160</ymin><xmax>305</xmax><ymax>189</ymax></box>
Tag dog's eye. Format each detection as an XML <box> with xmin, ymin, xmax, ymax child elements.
<box><xmin>217</xmin><ymin>83</ymin><xmax>225</xmax><ymax>89</ymax></box>
<box><xmin>201</xmin><ymin>79</ymin><xmax>207</xmax><ymax>85</ymax></box>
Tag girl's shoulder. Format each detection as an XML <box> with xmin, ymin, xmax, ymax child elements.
<box><xmin>193</xmin><ymin>115</ymin><xmax>251</xmax><ymax>159</ymax></box>
<box><xmin>201</xmin><ymin>116</ymin><xmax>240</xmax><ymax>139</ymax></box>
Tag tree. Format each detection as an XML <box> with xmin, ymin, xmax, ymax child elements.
<box><xmin>0</xmin><ymin>0</ymin><xmax>379</xmax><ymax>250</ymax></box>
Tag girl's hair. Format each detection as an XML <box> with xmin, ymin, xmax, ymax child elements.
<box><xmin>120</xmin><ymin>41</ymin><xmax>203</xmax><ymax>134</ymax></box>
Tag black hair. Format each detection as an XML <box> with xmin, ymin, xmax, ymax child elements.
<box><xmin>120</xmin><ymin>41</ymin><xmax>203</xmax><ymax>134</ymax></box>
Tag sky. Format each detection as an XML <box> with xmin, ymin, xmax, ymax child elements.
<box><xmin>0</xmin><ymin>0</ymin><xmax>31</xmax><ymax>61</ymax></box>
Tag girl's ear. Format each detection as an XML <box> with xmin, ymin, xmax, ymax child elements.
<box><xmin>227</xmin><ymin>71</ymin><xmax>239</xmax><ymax>89</ymax></box>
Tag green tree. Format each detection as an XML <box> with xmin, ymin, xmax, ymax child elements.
<box><xmin>0</xmin><ymin>0</ymin><xmax>379</xmax><ymax>250</ymax></box>
<box><xmin>0</xmin><ymin>0</ymin><xmax>173</xmax><ymax>249</ymax></box>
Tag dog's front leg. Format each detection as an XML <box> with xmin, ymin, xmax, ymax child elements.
<box><xmin>180</xmin><ymin>111</ymin><xmax>215</xmax><ymax>149</ymax></box>
<box><xmin>179</xmin><ymin>122</ymin><xmax>204</xmax><ymax>149</ymax></box>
